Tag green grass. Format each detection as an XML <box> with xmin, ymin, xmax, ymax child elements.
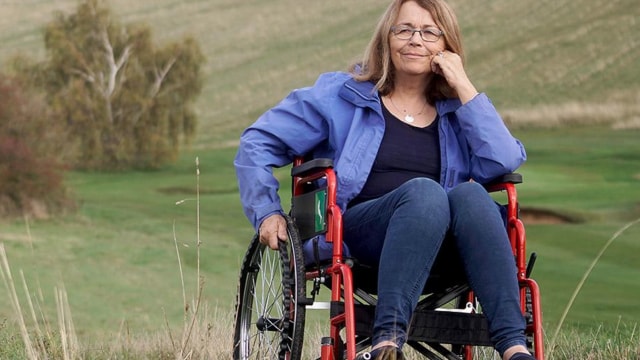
<box><xmin>1</xmin><ymin>148</ymin><xmax>250</xmax><ymax>339</ymax></box>
<box><xmin>1</xmin><ymin>0</ymin><xmax>640</xmax><ymax>358</ymax></box>
<box><xmin>515</xmin><ymin>127</ymin><xmax>640</xmax><ymax>221</ymax></box>
<box><xmin>2</xmin><ymin>129</ymin><xmax>639</xmax><ymax>346</ymax></box>
<box><xmin>511</xmin><ymin>127</ymin><xmax>640</xmax><ymax>330</ymax></box>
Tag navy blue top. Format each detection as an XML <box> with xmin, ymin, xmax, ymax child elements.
<box><xmin>349</xmin><ymin>101</ymin><xmax>441</xmax><ymax>207</ymax></box>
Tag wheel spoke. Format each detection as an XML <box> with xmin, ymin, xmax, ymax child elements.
<box><xmin>234</xmin><ymin>218</ymin><xmax>306</xmax><ymax>360</ymax></box>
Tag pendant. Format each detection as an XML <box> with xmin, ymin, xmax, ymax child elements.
<box><xmin>404</xmin><ymin>114</ymin><xmax>415</xmax><ymax>123</ymax></box>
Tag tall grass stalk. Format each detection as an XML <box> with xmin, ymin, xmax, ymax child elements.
<box><xmin>55</xmin><ymin>284</ymin><xmax>78</xmax><ymax>360</ymax></box>
<box><xmin>2</xmin><ymin>239</ymin><xmax>79</xmax><ymax>359</ymax></box>
<box><xmin>169</xmin><ymin>156</ymin><xmax>205</xmax><ymax>359</ymax></box>
<box><xmin>0</xmin><ymin>243</ymin><xmax>38</xmax><ymax>360</ymax></box>
<box><xmin>21</xmin><ymin>215</ymin><xmax>53</xmax><ymax>357</ymax></box>
<box><xmin>19</xmin><ymin>269</ymin><xmax>49</xmax><ymax>359</ymax></box>
<box><xmin>547</xmin><ymin>217</ymin><xmax>640</xmax><ymax>359</ymax></box>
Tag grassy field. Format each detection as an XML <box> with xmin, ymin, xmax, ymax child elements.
<box><xmin>1</xmin><ymin>0</ymin><xmax>640</xmax><ymax>358</ymax></box>
<box><xmin>3</xmin><ymin>129</ymin><xmax>640</xmax><ymax>359</ymax></box>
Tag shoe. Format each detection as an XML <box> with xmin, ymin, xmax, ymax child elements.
<box><xmin>509</xmin><ymin>353</ymin><xmax>536</xmax><ymax>360</ymax></box>
<box><xmin>356</xmin><ymin>346</ymin><xmax>404</xmax><ymax>360</ymax></box>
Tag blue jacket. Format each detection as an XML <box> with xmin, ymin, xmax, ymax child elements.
<box><xmin>234</xmin><ymin>71</ymin><xmax>526</xmax><ymax>231</ymax></box>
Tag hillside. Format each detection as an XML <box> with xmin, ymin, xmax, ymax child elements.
<box><xmin>1</xmin><ymin>0</ymin><xmax>638</xmax><ymax>146</ymax></box>
<box><xmin>0</xmin><ymin>0</ymin><xmax>639</xmax><ymax>353</ymax></box>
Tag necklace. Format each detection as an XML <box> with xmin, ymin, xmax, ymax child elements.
<box><xmin>388</xmin><ymin>95</ymin><xmax>427</xmax><ymax>123</ymax></box>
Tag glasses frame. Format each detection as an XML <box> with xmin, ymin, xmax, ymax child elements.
<box><xmin>390</xmin><ymin>25</ymin><xmax>444</xmax><ymax>42</ymax></box>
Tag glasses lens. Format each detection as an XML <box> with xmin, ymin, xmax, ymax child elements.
<box><xmin>392</xmin><ymin>26</ymin><xmax>413</xmax><ymax>40</ymax></box>
<box><xmin>420</xmin><ymin>29</ymin><xmax>441</xmax><ymax>42</ymax></box>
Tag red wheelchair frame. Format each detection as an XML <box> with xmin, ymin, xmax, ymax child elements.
<box><xmin>233</xmin><ymin>157</ymin><xmax>544</xmax><ymax>360</ymax></box>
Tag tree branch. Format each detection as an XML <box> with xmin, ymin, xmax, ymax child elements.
<box><xmin>101</xmin><ymin>28</ymin><xmax>132</xmax><ymax>98</ymax></box>
<box><xmin>150</xmin><ymin>57</ymin><xmax>177</xmax><ymax>98</ymax></box>
<box><xmin>68</xmin><ymin>68</ymin><xmax>95</xmax><ymax>83</ymax></box>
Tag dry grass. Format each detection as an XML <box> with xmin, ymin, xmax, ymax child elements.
<box><xmin>99</xmin><ymin>305</ymin><xmax>234</xmax><ymax>359</ymax></box>
<box><xmin>502</xmin><ymin>91</ymin><xmax>640</xmax><ymax>129</ymax></box>
<box><xmin>0</xmin><ymin>226</ymin><xmax>233</xmax><ymax>359</ymax></box>
<box><xmin>548</xmin><ymin>322</ymin><xmax>640</xmax><ymax>360</ymax></box>
<box><xmin>3</xmin><ymin>237</ymin><xmax>640</xmax><ymax>359</ymax></box>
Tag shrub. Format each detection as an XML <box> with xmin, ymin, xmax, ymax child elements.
<box><xmin>0</xmin><ymin>74</ymin><xmax>75</xmax><ymax>219</ymax></box>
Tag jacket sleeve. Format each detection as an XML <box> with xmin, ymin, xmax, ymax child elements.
<box><xmin>454</xmin><ymin>93</ymin><xmax>527</xmax><ymax>183</ymax></box>
<box><xmin>234</xmin><ymin>74</ymin><xmax>338</xmax><ymax>231</ymax></box>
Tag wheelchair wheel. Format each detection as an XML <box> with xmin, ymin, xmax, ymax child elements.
<box><xmin>233</xmin><ymin>216</ymin><xmax>306</xmax><ymax>360</ymax></box>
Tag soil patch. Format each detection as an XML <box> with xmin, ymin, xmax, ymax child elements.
<box><xmin>520</xmin><ymin>207</ymin><xmax>578</xmax><ymax>224</ymax></box>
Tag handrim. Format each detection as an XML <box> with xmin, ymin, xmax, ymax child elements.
<box><xmin>233</xmin><ymin>218</ymin><xmax>306</xmax><ymax>360</ymax></box>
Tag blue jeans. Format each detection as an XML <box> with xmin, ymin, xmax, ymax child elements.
<box><xmin>343</xmin><ymin>178</ymin><xmax>526</xmax><ymax>355</ymax></box>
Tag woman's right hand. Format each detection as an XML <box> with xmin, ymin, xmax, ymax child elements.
<box><xmin>430</xmin><ymin>50</ymin><xmax>478</xmax><ymax>104</ymax></box>
<box><xmin>258</xmin><ymin>214</ymin><xmax>288</xmax><ymax>250</ymax></box>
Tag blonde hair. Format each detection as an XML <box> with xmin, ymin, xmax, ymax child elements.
<box><xmin>349</xmin><ymin>0</ymin><xmax>464</xmax><ymax>103</ymax></box>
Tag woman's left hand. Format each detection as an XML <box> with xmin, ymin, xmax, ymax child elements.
<box><xmin>431</xmin><ymin>51</ymin><xmax>479</xmax><ymax>104</ymax></box>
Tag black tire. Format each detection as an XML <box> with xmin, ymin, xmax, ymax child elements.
<box><xmin>525</xmin><ymin>288</ymin><xmax>536</xmax><ymax>357</ymax></box>
<box><xmin>233</xmin><ymin>216</ymin><xmax>307</xmax><ymax>360</ymax></box>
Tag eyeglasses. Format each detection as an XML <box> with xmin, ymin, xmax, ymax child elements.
<box><xmin>390</xmin><ymin>25</ymin><xmax>444</xmax><ymax>42</ymax></box>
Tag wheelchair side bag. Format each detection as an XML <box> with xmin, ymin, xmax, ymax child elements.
<box><xmin>291</xmin><ymin>187</ymin><xmax>328</xmax><ymax>240</ymax></box>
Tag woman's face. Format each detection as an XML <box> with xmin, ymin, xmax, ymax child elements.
<box><xmin>389</xmin><ymin>1</ymin><xmax>445</xmax><ymax>78</ymax></box>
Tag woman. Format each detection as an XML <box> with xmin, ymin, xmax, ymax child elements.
<box><xmin>234</xmin><ymin>0</ymin><xmax>535</xmax><ymax>359</ymax></box>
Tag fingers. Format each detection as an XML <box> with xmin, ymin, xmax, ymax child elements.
<box><xmin>431</xmin><ymin>50</ymin><xmax>458</xmax><ymax>75</ymax></box>
<box><xmin>430</xmin><ymin>56</ymin><xmax>443</xmax><ymax>75</ymax></box>
<box><xmin>277</xmin><ymin>221</ymin><xmax>288</xmax><ymax>241</ymax></box>
<box><xmin>259</xmin><ymin>225</ymin><xmax>281</xmax><ymax>250</ymax></box>
<box><xmin>258</xmin><ymin>214</ymin><xmax>287</xmax><ymax>250</ymax></box>
<box><xmin>430</xmin><ymin>51</ymin><xmax>477</xmax><ymax>103</ymax></box>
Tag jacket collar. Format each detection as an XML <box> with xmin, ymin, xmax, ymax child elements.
<box><xmin>339</xmin><ymin>74</ymin><xmax>462</xmax><ymax>115</ymax></box>
<box><xmin>436</xmin><ymin>98</ymin><xmax>462</xmax><ymax>116</ymax></box>
<box><xmin>339</xmin><ymin>77</ymin><xmax>380</xmax><ymax>108</ymax></box>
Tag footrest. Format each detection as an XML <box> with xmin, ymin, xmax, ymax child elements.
<box><xmin>409</xmin><ymin>309</ymin><xmax>493</xmax><ymax>346</ymax></box>
<box><xmin>333</xmin><ymin>302</ymin><xmax>493</xmax><ymax>346</ymax></box>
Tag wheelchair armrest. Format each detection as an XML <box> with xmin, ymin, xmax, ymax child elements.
<box><xmin>484</xmin><ymin>173</ymin><xmax>522</xmax><ymax>187</ymax></box>
<box><xmin>291</xmin><ymin>158</ymin><xmax>334</xmax><ymax>177</ymax></box>
<box><xmin>483</xmin><ymin>173</ymin><xmax>522</xmax><ymax>193</ymax></box>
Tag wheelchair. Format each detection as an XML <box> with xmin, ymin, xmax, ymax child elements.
<box><xmin>233</xmin><ymin>157</ymin><xmax>544</xmax><ymax>360</ymax></box>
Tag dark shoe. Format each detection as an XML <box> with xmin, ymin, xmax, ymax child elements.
<box><xmin>509</xmin><ymin>353</ymin><xmax>536</xmax><ymax>360</ymax></box>
<box><xmin>356</xmin><ymin>346</ymin><xmax>404</xmax><ymax>360</ymax></box>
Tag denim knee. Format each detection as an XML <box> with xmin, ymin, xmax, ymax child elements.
<box><xmin>395</xmin><ymin>178</ymin><xmax>449</xmax><ymax>217</ymax></box>
<box><xmin>448</xmin><ymin>181</ymin><xmax>486</xmax><ymax>203</ymax></box>
<box><xmin>447</xmin><ymin>182</ymin><xmax>496</xmax><ymax>217</ymax></box>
